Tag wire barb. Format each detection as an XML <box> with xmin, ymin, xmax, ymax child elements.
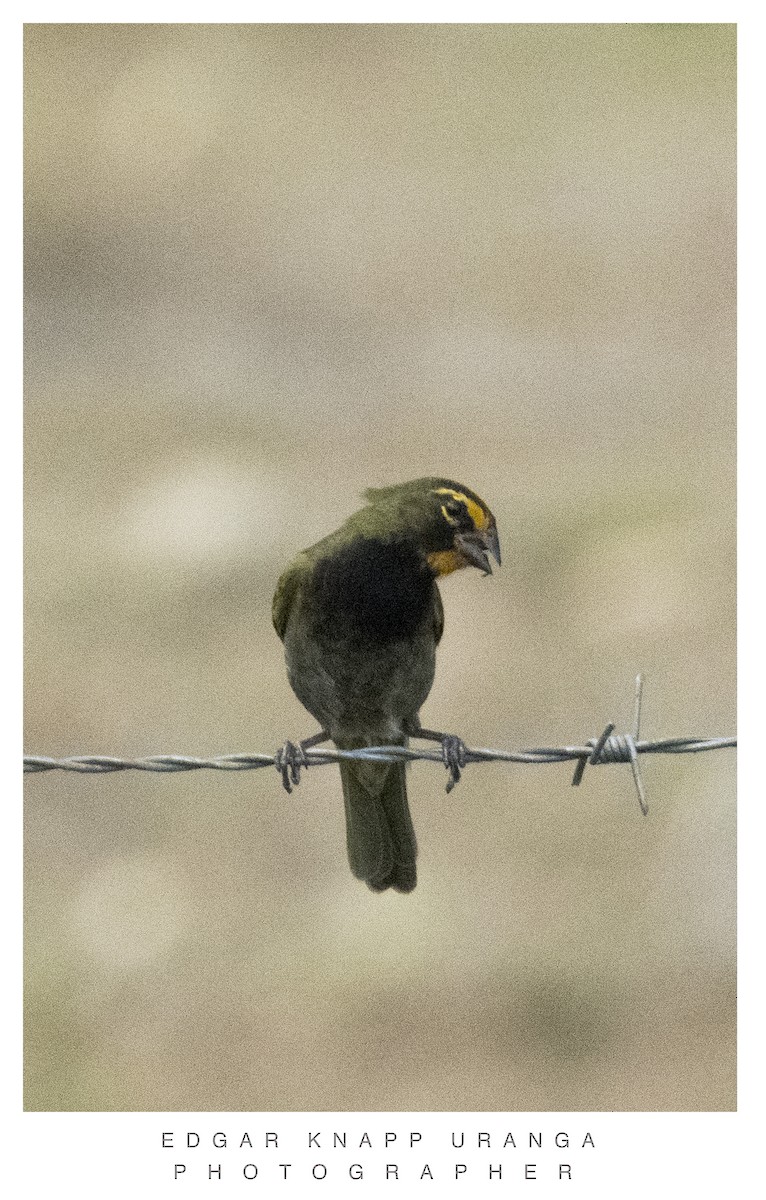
<box><xmin>570</xmin><ymin>675</ymin><xmax>650</xmax><ymax>814</ymax></box>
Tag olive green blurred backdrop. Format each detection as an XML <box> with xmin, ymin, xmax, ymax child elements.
<box><xmin>24</xmin><ymin>24</ymin><xmax>735</xmax><ymax>1112</ymax></box>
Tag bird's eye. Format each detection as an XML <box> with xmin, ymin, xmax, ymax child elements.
<box><xmin>444</xmin><ymin>500</ymin><xmax>464</xmax><ymax>519</ymax></box>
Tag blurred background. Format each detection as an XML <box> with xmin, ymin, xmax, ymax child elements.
<box><xmin>24</xmin><ymin>24</ymin><xmax>735</xmax><ymax>1112</ymax></box>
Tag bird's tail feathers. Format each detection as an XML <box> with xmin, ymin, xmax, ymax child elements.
<box><xmin>338</xmin><ymin>742</ymin><xmax>416</xmax><ymax>894</ymax></box>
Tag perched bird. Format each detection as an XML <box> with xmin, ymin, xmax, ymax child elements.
<box><xmin>272</xmin><ymin>477</ymin><xmax>500</xmax><ymax>893</ymax></box>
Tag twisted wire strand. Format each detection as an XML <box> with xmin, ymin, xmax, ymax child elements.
<box><xmin>22</xmin><ymin>735</ymin><xmax>737</xmax><ymax>775</ymax></box>
<box><xmin>23</xmin><ymin>676</ymin><xmax>735</xmax><ymax>816</ymax></box>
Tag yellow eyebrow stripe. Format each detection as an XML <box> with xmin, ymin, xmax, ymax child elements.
<box><xmin>434</xmin><ymin>487</ymin><xmax>490</xmax><ymax>531</ymax></box>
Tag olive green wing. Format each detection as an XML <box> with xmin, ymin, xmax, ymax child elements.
<box><xmin>431</xmin><ymin>585</ymin><xmax>445</xmax><ymax>645</ymax></box>
<box><xmin>272</xmin><ymin>556</ymin><xmax>309</xmax><ymax>642</ymax></box>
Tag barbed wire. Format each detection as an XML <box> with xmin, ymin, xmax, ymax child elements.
<box><xmin>24</xmin><ymin>677</ymin><xmax>735</xmax><ymax>815</ymax></box>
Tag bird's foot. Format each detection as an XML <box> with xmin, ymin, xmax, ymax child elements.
<box><xmin>440</xmin><ymin>734</ymin><xmax>468</xmax><ymax>793</ymax></box>
<box><xmin>274</xmin><ymin>741</ymin><xmax>307</xmax><ymax>793</ymax></box>
<box><xmin>404</xmin><ymin>723</ymin><xmax>469</xmax><ymax>793</ymax></box>
<box><xmin>274</xmin><ymin>731</ymin><xmax>329</xmax><ymax>793</ymax></box>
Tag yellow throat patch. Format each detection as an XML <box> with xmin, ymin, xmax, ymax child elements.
<box><xmin>427</xmin><ymin>549</ymin><xmax>464</xmax><ymax>576</ymax></box>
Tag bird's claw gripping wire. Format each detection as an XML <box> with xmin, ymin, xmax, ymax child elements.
<box><xmin>274</xmin><ymin>741</ymin><xmax>307</xmax><ymax>793</ymax></box>
<box><xmin>404</xmin><ymin>724</ymin><xmax>470</xmax><ymax>793</ymax></box>
<box><xmin>440</xmin><ymin>734</ymin><xmax>468</xmax><ymax>793</ymax></box>
<box><xmin>274</xmin><ymin>731</ymin><xmax>329</xmax><ymax>793</ymax></box>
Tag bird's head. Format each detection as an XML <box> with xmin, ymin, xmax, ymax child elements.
<box><xmin>363</xmin><ymin>477</ymin><xmax>501</xmax><ymax>578</ymax></box>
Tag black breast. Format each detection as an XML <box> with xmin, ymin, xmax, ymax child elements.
<box><xmin>310</xmin><ymin>536</ymin><xmax>435</xmax><ymax>644</ymax></box>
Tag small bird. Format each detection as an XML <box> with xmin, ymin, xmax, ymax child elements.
<box><xmin>272</xmin><ymin>477</ymin><xmax>500</xmax><ymax>893</ymax></box>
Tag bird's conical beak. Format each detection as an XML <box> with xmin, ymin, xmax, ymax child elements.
<box><xmin>485</xmin><ymin>521</ymin><xmax>501</xmax><ymax>568</ymax></box>
<box><xmin>456</xmin><ymin>520</ymin><xmax>501</xmax><ymax>576</ymax></box>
